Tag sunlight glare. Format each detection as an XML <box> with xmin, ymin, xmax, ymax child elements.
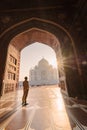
<box><xmin>56</xmin><ymin>91</ymin><xmax>64</xmax><ymax>111</ymax></box>
<box><xmin>58</xmin><ymin>54</ymin><xmax>75</xmax><ymax>74</ymax></box>
<box><xmin>49</xmin><ymin>59</ymin><xmax>57</xmax><ymax>68</ymax></box>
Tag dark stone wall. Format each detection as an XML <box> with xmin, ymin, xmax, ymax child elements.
<box><xmin>0</xmin><ymin>39</ymin><xmax>8</xmax><ymax>96</ymax></box>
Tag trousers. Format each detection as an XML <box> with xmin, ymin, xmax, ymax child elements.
<box><xmin>22</xmin><ymin>90</ymin><xmax>28</xmax><ymax>104</ymax></box>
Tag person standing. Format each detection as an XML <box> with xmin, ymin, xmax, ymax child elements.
<box><xmin>22</xmin><ymin>76</ymin><xmax>29</xmax><ymax>106</ymax></box>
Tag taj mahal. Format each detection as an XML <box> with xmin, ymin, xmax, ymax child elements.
<box><xmin>29</xmin><ymin>58</ymin><xmax>58</xmax><ymax>86</ymax></box>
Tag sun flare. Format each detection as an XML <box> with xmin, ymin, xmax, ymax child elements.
<box><xmin>49</xmin><ymin>59</ymin><xmax>57</xmax><ymax>68</ymax></box>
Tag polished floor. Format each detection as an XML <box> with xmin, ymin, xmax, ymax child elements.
<box><xmin>0</xmin><ymin>85</ymin><xmax>87</xmax><ymax>130</ymax></box>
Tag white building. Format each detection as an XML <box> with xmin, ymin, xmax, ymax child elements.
<box><xmin>3</xmin><ymin>44</ymin><xmax>20</xmax><ymax>94</ymax></box>
<box><xmin>29</xmin><ymin>58</ymin><xmax>58</xmax><ymax>86</ymax></box>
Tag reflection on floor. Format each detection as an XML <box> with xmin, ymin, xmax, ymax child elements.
<box><xmin>0</xmin><ymin>85</ymin><xmax>87</xmax><ymax>130</ymax></box>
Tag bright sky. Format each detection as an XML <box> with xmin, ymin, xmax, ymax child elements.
<box><xmin>19</xmin><ymin>42</ymin><xmax>58</xmax><ymax>81</ymax></box>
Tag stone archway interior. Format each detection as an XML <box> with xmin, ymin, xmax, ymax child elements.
<box><xmin>10</xmin><ymin>28</ymin><xmax>60</xmax><ymax>51</ymax></box>
<box><xmin>3</xmin><ymin>28</ymin><xmax>66</xmax><ymax>95</ymax></box>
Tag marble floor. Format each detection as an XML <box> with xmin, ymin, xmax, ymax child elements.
<box><xmin>0</xmin><ymin>85</ymin><xmax>87</xmax><ymax>130</ymax></box>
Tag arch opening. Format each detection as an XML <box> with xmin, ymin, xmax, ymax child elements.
<box><xmin>19</xmin><ymin>42</ymin><xmax>59</xmax><ymax>87</ymax></box>
<box><xmin>0</xmin><ymin>18</ymin><xmax>83</xmax><ymax>99</ymax></box>
<box><xmin>2</xmin><ymin>29</ymin><xmax>63</xmax><ymax>95</ymax></box>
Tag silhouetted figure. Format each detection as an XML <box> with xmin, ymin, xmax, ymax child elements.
<box><xmin>22</xmin><ymin>76</ymin><xmax>29</xmax><ymax>106</ymax></box>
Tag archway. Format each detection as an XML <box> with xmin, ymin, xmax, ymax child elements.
<box><xmin>19</xmin><ymin>42</ymin><xmax>58</xmax><ymax>82</ymax></box>
<box><xmin>0</xmin><ymin>18</ymin><xmax>83</xmax><ymax>98</ymax></box>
